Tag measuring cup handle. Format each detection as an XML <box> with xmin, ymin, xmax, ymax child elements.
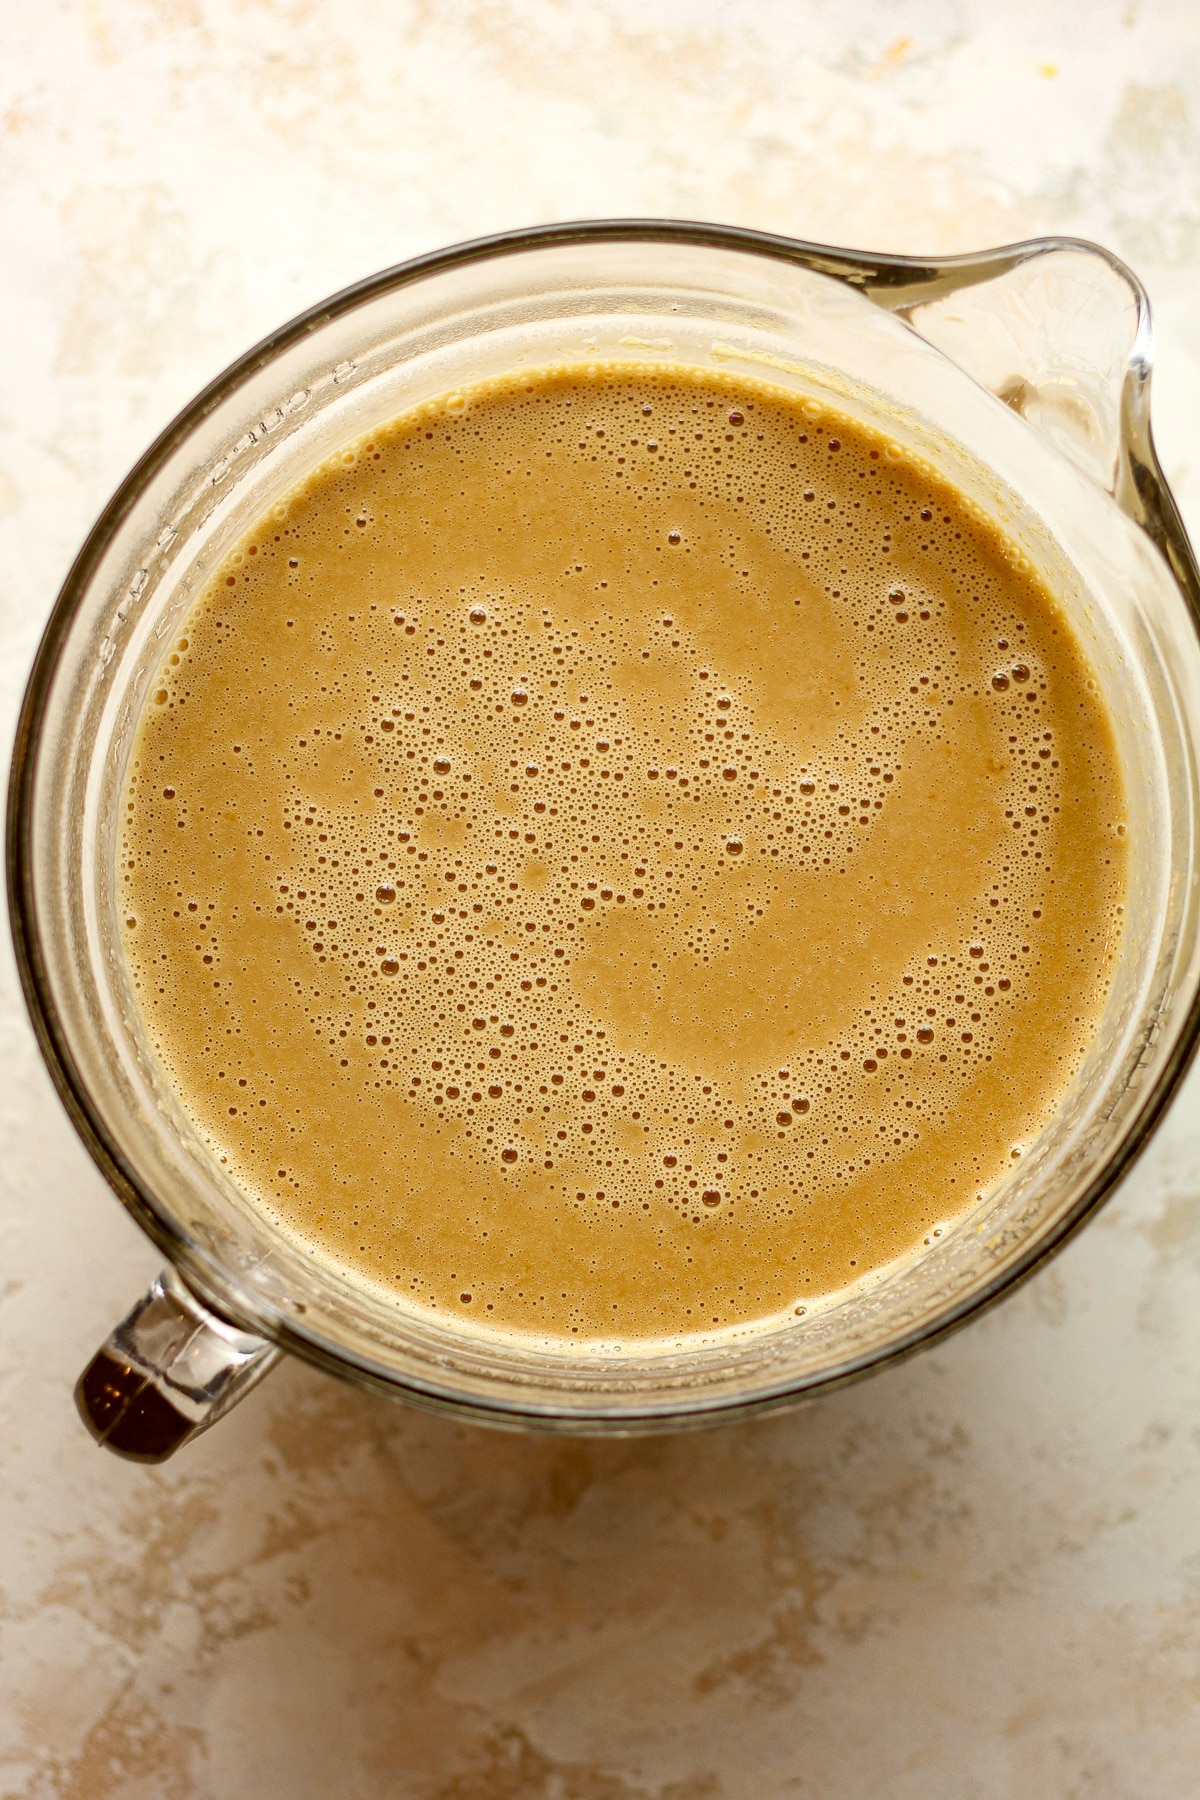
<box><xmin>75</xmin><ymin>1266</ymin><xmax>279</xmax><ymax>1461</ymax></box>
<box><xmin>859</xmin><ymin>235</ymin><xmax>1200</xmax><ymax>618</ymax></box>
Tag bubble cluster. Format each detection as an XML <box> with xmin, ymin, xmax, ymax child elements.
<box><xmin>118</xmin><ymin>363</ymin><xmax>1127</xmax><ymax>1341</ymax></box>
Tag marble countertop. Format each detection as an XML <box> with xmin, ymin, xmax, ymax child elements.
<box><xmin>2</xmin><ymin>4</ymin><xmax>1200</xmax><ymax>1795</ymax></box>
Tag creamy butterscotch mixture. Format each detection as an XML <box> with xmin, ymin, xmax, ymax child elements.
<box><xmin>119</xmin><ymin>365</ymin><xmax>1126</xmax><ymax>1338</ymax></box>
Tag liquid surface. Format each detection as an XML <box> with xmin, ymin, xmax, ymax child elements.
<box><xmin>120</xmin><ymin>365</ymin><xmax>1127</xmax><ymax>1339</ymax></box>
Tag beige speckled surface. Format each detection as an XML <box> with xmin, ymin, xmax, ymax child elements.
<box><xmin>3</xmin><ymin>4</ymin><xmax>1200</xmax><ymax>1795</ymax></box>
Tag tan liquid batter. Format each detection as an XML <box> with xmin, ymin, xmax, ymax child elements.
<box><xmin>119</xmin><ymin>365</ymin><xmax>1127</xmax><ymax>1340</ymax></box>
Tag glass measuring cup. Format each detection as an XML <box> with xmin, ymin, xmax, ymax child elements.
<box><xmin>9</xmin><ymin>221</ymin><xmax>1200</xmax><ymax>1460</ymax></box>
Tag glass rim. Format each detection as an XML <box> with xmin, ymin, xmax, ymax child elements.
<box><xmin>10</xmin><ymin>216</ymin><xmax>1200</xmax><ymax>1430</ymax></box>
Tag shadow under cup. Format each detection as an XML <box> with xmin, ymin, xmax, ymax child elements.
<box><xmin>10</xmin><ymin>223</ymin><xmax>1200</xmax><ymax>1453</ymax></box>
